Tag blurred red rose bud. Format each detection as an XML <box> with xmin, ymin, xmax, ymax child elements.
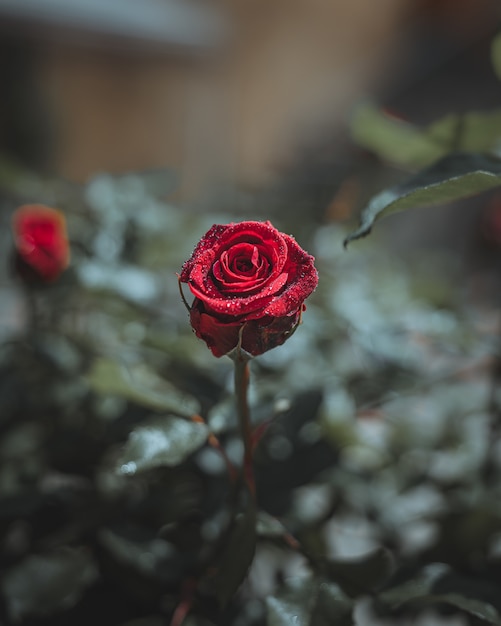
<box><xmin>180</xmin><ymin>221</ymin><xmax>318</xmax><ymax>357</ymax></box>
<box><xmin>12</xmin><ymin>204</ymin><xmax>70</xmax><ymax>284</ymax></box>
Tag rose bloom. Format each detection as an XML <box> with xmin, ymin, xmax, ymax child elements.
<box><xmin>12</xmin><ymin>204</ymin><xmax>70</xmax><ymax>284</ymax></box>
<box><xmin>179</xmin><ymin>221</ymin><xmax>318</xmax><ymax>357</ymax></box>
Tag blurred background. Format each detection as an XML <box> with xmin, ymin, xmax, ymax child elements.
<box><xmin>0</xmin><ymin>0</ymin><xmax>498</xmax><ymax>201</ymax></box>
<box><xmin>2</xmin><ymin>3</ymin><xmax>501</xmax><ymax>626</ymax></box>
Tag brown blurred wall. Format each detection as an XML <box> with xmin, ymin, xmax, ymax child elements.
<box><xmin>6</xmin><ymin>0</ymin><xmax>499</xmax><ymax>199</ymax></box>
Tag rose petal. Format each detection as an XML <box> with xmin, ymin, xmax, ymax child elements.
<box><xmin>262</xmin><ymin>234</ymin><xmax>318</xmax><ymax>317</ymax></box>
<box><xmin>180</xmin><ymin>221</ymin><xmax>318</xmax><ymax>356</ymax></box>
<box><xmin>190</xmin><ymin>305</ymin><xmax>242</xmax><ymax>357</ymax></box>
<box><xmin>190</xmin><ymin>300</ymin><xmax>303</xmax><ymax>357</ymax></box>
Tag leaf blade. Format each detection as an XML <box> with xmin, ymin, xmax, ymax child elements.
<box><xmin>267</xmin><ymin>577</ymin><xmax>354</xmax><ymax>626</ymax></box>
<box><xmin>116</xmin><ymin>415</ymin><xmax>208</xmax><ymax>473</ymax></box>
<box><xmin>2</xmin><ymin>548</ymin><xmax>98</xmax><ymax>620</ymax></box>
<box><xmin>206</xmin><ymin>497</ymin><xmax>257</xmax><ymax>609</ymax></box>
<box><xmin>344</xmin><ymin>153</ymin><xmax>501</xmax><ymax>245</ymax></box>
<box><xmin>326</xmin><ymin>547</ymin><xmax>395</xmax><ymax>597</ymax></box>
<box><xmin>379</xmin><ymin>564</ymin><xmax>501</xmax><ymax>626</ymax></box>
<box><xmin>352</xmin><ymin>104</ymin><xmax>501</xmax><ymax>170</ymax></box>
<box><xmin>87</xmin><ymin>358</ymin><xmax>200</xmax><ymax>418</ymax></box>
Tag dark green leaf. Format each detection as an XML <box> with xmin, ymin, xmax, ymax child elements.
<box><xmin>426</xmin><ymin>508</ymin><xmax>501</xmax><ymax>566</ymax></box>
<box><xmin>87</xmin><ymin>358</ymin><xmax>200</xmax><ymax>417</ymax></box>
<box><xmin>458</xmin><ymin>109</ymin><xmax>501</xmax><ymax>154</ymax></box>
<box><xmin>344</xmin><ymin>153</ymin><xmax>501</xmax><ymax>245</ymax></box>
<box><xmin>256</xmin><ymin>511</ymin><xmax>289</xmax><ymax>538</ymax></box>
<box><xmin>326</xmin><ymin>547</ymin><xmax>395</xmax><ymax>597</ymax></box>
<box><xmin>116</xmin><ymin>415</ymin><xmax>208</xmax><ymax>473</ymax></box>
<box><xmin>267</xmin><ymin>576</ymin><xmax>354</xmax><ymax>626</ymax></box>
<box><xmin>208</xmin><ymin>498</ymin><xmax>257</xmax><ymax>609</ymax></box>
<box><xmin>351</xmin><ymin>104</ymin><xmax>446</xmax><ymax>168</ymax></box>
<box><xmin>379</xmin><ymin>564</ymin><xmax>501</xmax><ymax>625</ymax></box>
<box><xmin>2</xmin><ymin>548</ymin><xmax>98</xmax><ymax>620</ymax></box>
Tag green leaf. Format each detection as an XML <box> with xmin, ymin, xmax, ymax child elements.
<box><xmin>492</xmin><ymin>32</ymin><xmax>501</xmax><ymax>81</ymax></box>
<box><xmin>326</xmin><ymin>547</ymin><xmax>395</xmax><ymax>597</ymax></box>
<box><xmin>344</xmin><ymin>152</ymin><xmax>501</xmax><ymax>245</ymax></box>
<box><xmin>256</xmin><ymin>511</ymin><xmax>289</xmax><ymax>538</ymax></box>
<box><xmin>458</xmin><ymin>109</ymin><xmax>501</xmax><ymax>154</ymax></box>
<box><xmin>379</xmin><ymin>564</ymin><xmax>501</xmax><ymax>625</ymax></box>
<box><xmin>208</xmin><ymin>497</ymin><xmax>257</xmax><ymax>608</ymax></box>
<box><xmin>351</xmin><ymin>104</ymin><xmax>501</xmax><ymax>169</ymax></box>
<box><xmin>351</xmin><ymin>104</ymin><xmax>446</xmax><ymax>169</ymax></box>
<box><xmin>436</xmin><ymin>595</ymin><xmax>501</xmax><ymax>626</ymax></box>
<box><xmin>1</xmin><ymin>548</ymin><xmax>98</xmax><ymax>620</ymax></box>
<box><xmin>116</xmin><ymin>415</ymin><xmax>208</xmax><ymax>473</ymax></box>
<box><xmin>87</xmin><ymin>358</ymin><xmax>200</xmax><ymax>418</ymax></box>
<box><xmin>267</xmin><ymin>576</ymin><xmax>354</xmax><ymax>626</ymax></box>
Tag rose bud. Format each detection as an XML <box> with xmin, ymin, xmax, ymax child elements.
<box><xmin>179</xmin><ymin>221</ymin><xmax>318</xmax><ymax>357</ymax></box>
<box><xmin>11</xmin><ymin>204</ymin><xmax>70</xmax><ymax>284</ymax></box>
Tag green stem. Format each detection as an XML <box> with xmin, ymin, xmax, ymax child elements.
<box><xmin>234</xmin><ymin>355</ymin><xmax>255</xmax><ymax>497</ymax></box>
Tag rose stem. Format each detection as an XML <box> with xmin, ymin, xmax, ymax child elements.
<box><xmin>190</xmin><ymin>413</ymin><xmax>237</xmax><ymax>482</ymax></box>
<box><xmin>234</xmin><ymin>355</ymin><xmax>255</xmax><ymax>498</ymax></box>
<box><xmin>169</xmin><ymin>578</ymin><xmax>197</xmax><ymax>626</ymax></box>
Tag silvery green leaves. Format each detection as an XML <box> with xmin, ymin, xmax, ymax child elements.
<box><xmin>87</xmin><ymin>358</ymin><xmax>208</xmax><ymax>473</ymax></box>
<box><xmin>2</xmin><ymin>548</ymin><xmax>98</xmax><ymax>621</ymax></box>
<box><xmin>267</xmin><ymin>577</ymin><xmax>353</xmax><ymax>626</ymax></box>
<box><xmin>325</xmin><ymin>547</ymin><xmax>394</xmax><ymax>598</ymax></box>
<box><xmin>345</xmin><ymin>153</ymin><xmax>501</xmax><ymax>245</ymax></box>
<box><xmin>116</xmin><ymin>415</ymin><xmax>208</xmax><ymax>475</ymax></box>
<box><xmin>266</xmin><ymin>563</ymin><xmax>501</xmax><ymax>626</ymax></box>
<box><xmin>87</xmin><ymin>357</ymin><xmax>200</xmax><ymax>418</ymax></box>
<box><xmin>378</xmin><ymin>564</ymin><xmax>501</xmax><ymax>626</ymax></box>
<box><xmin>206</xmin><ymin>497</ymin><xmax>257</xmax><ymax>609</ymax></box>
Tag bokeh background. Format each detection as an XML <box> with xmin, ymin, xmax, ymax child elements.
<box><xmin>0</xmin><ymin>0</ymin><xmax>497</xmax><ymax>193</ymax></box>
<box><xmin>2</xmin><ymin>2</ymin><xmax>501</xmax><ymax>626</ymax></box>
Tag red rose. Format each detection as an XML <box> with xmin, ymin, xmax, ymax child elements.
<box><xmin>12</xmin><ymin>204</ymin><xmax>70</xmax><ymax>283</ymax></box>
<box><xmin>179</xmin><ymin>221</ymin><xmax>318</xmax><ymax>357</ymax></box>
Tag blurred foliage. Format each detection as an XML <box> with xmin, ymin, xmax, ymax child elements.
<box><xmin>2</xmin><ymin>30</ymin><xmax>501</xmax><ymax>626</ymax></box>
<box><xmin>348</xmin><ymin>31</ymin><xmax>501</xmax><ymax>245</ymax></box>
<box><xmin>351</xmin><ymin>105</ymin><xmax>501</xmax><ymax>170</ymax></box>
<box><xmin>344</xmin><ymin>153</ymin><xmax>501</xmax><ymax>245</ymax></box>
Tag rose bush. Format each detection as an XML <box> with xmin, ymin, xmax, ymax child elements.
<box><xmin>12</xmin><ymin>204</ymin><xmax>70</xmax><ymax>284</ymax></box>
<box><xmin>179</xmin><ymin>220</ymin><xmax>318</xmax><ymax>357</ymax></box>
